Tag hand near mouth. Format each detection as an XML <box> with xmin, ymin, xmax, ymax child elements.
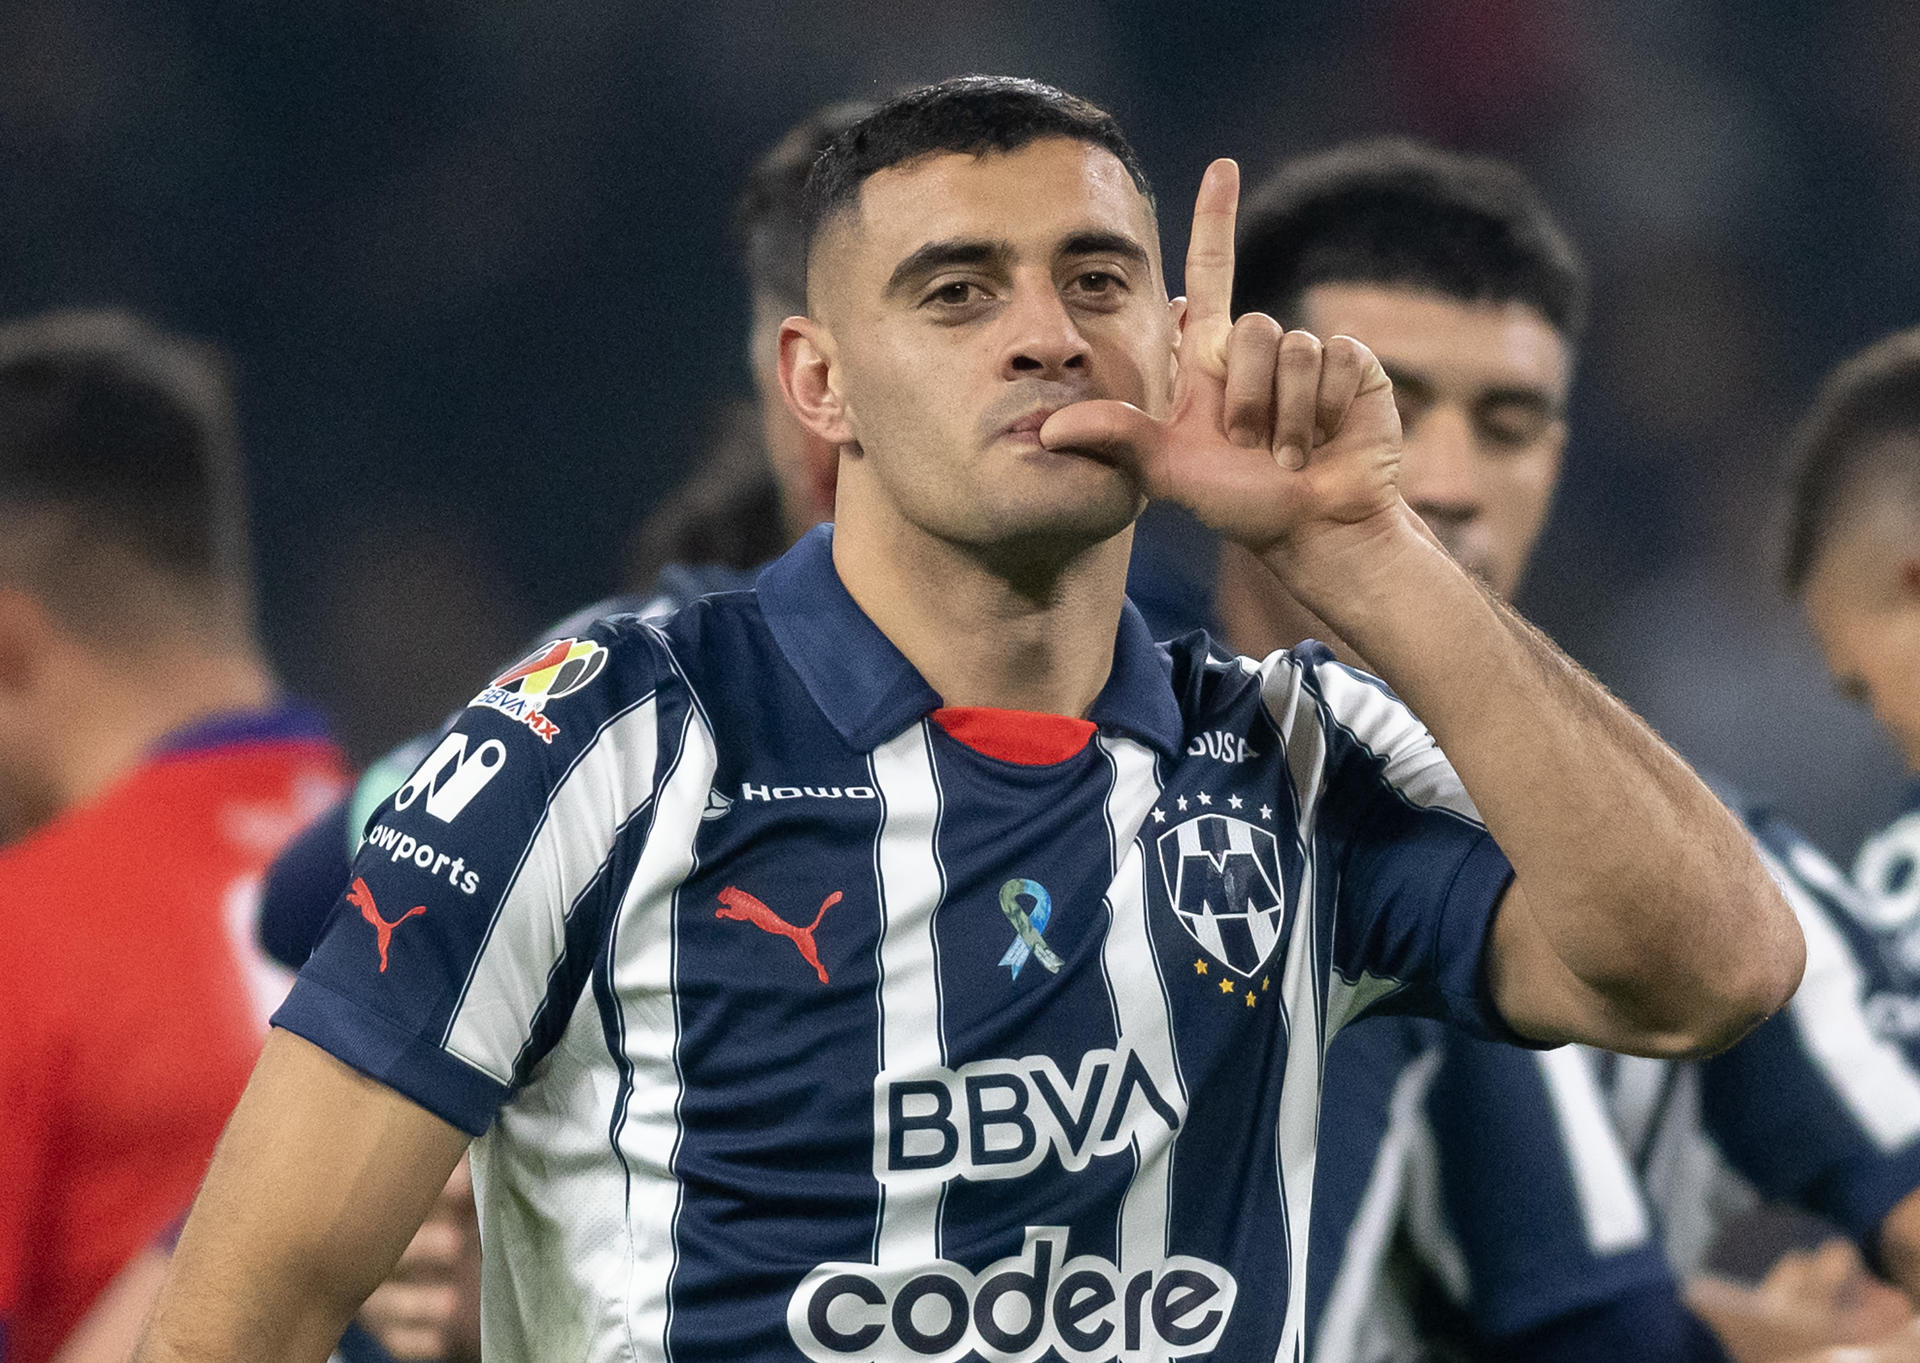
<box><xmin>1038</xmin><ymin>159</ymin><xmax>1406</xmax><ymax>563</ymax></box>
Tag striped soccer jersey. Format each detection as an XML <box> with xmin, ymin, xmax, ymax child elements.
<box><xmin>1850</xmin><ymin>782</ymin><xmax>1920</xmax><ymax>1052</ymax></box>
<box><xmin>275</xmin><ymin>525</ymin><xmax>1520</xmax><ymax>1363</ymax></box>
<box><xmin>1304</xmin><ymin>793</ymin><xmax>1920</xmax><ymax>1363</ymax></box>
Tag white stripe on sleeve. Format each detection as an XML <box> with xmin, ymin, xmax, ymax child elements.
<box><xmin>446</xmin><ymin>696</ymin><xmax>660</xmax><ymax>1081</ymax></box>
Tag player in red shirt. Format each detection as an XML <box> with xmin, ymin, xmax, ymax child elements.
<box><xmin>0</xmin><ymin>311</ymin><xmax>346</xmax><ymax>1363</ymax></box>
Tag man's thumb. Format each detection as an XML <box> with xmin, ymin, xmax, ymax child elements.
<box><xmin>1039</xmin><ymin>400</ymin><xmax>1161</xmax><ymax>468</ymax></box>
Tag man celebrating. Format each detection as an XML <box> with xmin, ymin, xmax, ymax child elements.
<box><xmin>135</xmin><ymin>78</ymin><xmax>1799</xmax><ymax>1362</ymax></box>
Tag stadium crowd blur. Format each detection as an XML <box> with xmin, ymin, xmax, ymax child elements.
<box><xmin>5</xmin><ymin>0</ymin><xmax>1919</xmax><ymax>854</ymax></box>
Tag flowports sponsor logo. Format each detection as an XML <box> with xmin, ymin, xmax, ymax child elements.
<box><xmin>364</xmin><ymin>823</ymin><xmax>481</xmax><ymax>895</ymax></box>
<box><xmin>467</xmin><ymin>636</ymin><xmax>608</xmax><ymax>743</ymax></box>
<box><xmin>394</xmin><ymin>732</ymin><xmax>505</xmax><ymax>823</ymax></box>
<box><xmin>740</xmin><ymin>782</ymin><xmax>877</xmax><ymax>802</ymax></box>
<box><xmin>877</xmin><ymin>1046</ymin><xmax>1182</xmax><ymax>1183</ymax></box>
<box><xmin>1157</xmin><ymin>813</ymin><xmax>1286</xmax><ymax>977</ymax></box>
<box><xmin>788</xmin><ymin>1227</ymin><xmax>1236</xmax><ymax>1363</ymax></box>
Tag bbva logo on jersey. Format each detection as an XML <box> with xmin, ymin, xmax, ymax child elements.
<box><xmin>394</xmin><ymin>731</ymin><xmax>505</xmax><ymax>823</ymax></box>
<box><xmin>1156</xmin><ymin>813</ymin><xmax>1287</xmax><ymax>977</ymax></box>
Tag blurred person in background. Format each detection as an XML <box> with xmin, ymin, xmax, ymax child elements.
<box><xmin>1790</xmin><ymin>326</ymin><xmax>1920</xmax><ymax>1122</ymax></box>
<box><xmin>0</xmin><ymin>310</ymin><xmax>346</xmax><ymax>1363</ymax></box>
<box><xmin>247</xmin><ymin>99</ymin><xmax>871</xmax><ymax>1363</ymax></box>
<box><xmin>1208</xmin><ymin>139</ymin><xmax>1920</xmax><ymax>1363</ymax></box>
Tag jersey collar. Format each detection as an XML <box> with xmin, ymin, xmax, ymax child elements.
<box><xmin>757</xmin><ymin>524</ymin><xmax>1182</xmax><ymax>759</ymax></box>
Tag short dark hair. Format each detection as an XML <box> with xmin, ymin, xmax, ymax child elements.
<box><xmin>0</xmin><ymin>309</ymin><xmax>251</xmax><ymax>632</ymax></box>
<box><xmin>1235</xmin><ymin>138</ymin><xmax>1588</xmax><ymax>337</ymax></box>
<box><xmin>735</xmin><ymin>100</ymin><xmax>881</xmax><ymax>316</ymax></box>
<box><xmin>1783</xmin><ymin>326</ymin><xmax>1920</xmax><ymax>592</ymax></box>
<box><xmin>801</xmin><ymin>76</ymin><xmax>1153</xmax><ymax>285</ymax></box>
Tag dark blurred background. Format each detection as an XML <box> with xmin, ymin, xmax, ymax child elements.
<box><xmin>6</xmin><ymin>0</ymin><xmax>1915</xmax><ymax>857</ymax></box>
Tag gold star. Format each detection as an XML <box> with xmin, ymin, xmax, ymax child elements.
<box><xmin>1193</xmin><ymin>959</ymin><xmax>1209</xmax><ymax>975</ymax></box>
<box><xmin>1244</xmin><ymin>991</ymin><xmax>1257</xmax><ymax>1008</ymax></box>
<box><xmin>1261</xmin><ymin>976</ymin><xmax>1270</xmax><ymax>992</ymax></box>
<box><xmin>1219</xmin><ymin>979</ymin><xmax>1234</xmax><ymax>994</ymax></box>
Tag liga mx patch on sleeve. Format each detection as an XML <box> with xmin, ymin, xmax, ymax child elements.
<box><xmin>465</xmin><ymin>637</ymin><xmax>609</xmax><ymax>743</ymax></box>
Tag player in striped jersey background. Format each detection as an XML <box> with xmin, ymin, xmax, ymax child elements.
<box><xmin>1202</xmin><ymin>140</ymin><xmax>1920</xmax><ymax>1362</ymax></box>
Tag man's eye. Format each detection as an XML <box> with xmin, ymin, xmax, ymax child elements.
<box><xmin>926</xmin><ymin>281</ymin><xmax>982</xmax><ymax>307</ymax></box>
<box><xmin>1077</xmin><ymin>271</ymin><xmax>1119</xmax><ymax>292</ymax></box>
<box><xmin>1477</xmin><ymin>406</ymin><xmax>1553</xmax><ymax>449</ymax></box>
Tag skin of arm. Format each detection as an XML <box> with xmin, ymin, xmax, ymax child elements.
<box><xmin>1276</xmin><ymin>508</ymin><xmax>1802</xmax><ymax>1055</ymax></box>
<box><xmin>1882</xmin><ymin>1189</ymin><xmax>1920</xmax><ymax>1304</ymax></box>
<box><xmin>130</xmin><ymin>1029</ymin><xmax>470</xmax><ymax>1363</ymax></box>
<box><xmin>1041</xmin><ymin>158</ymin><xmax>1804</xmax><ymax>1057</ymax></box>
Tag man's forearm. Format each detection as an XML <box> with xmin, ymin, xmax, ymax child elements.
<box><xmin>1267</xmin><ymin>509</ymin><xmax>1802</xmax><ymax>1052</ymax></box>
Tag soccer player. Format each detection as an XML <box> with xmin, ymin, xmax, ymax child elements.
<box><xmin>1789</xmin><ymin>323</ymin><xmax>1920</xmax><ymax>1176</ymax></box>
<box><xmin>0</xmin><ymin>310</ymin><xmax>348</xmax><ymax>1363</ymax></box>
<box><xmin>1215</xmin><ymin>141</ymin><xmax>1920</xmax><ymax>1361</ymax></box>
<box><xmin>133</xmin><ymin>77</ymin><xmax>1800</xmax><ymax>1363</ymax></box>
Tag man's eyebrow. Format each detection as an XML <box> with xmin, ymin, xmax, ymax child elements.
<box><xmin>1477</xmin><ymin>386</ymin><xmax>1564</xmax><ymax>417</ymax></box>
<box><xmin>1057</xmin><ymin>231</ymin><xmax>1151</xmax><ymax>272</ymax></box>
<box><xmin>1379</xmin><ymin>362</ymin><xmax>1433</xmax><ymax>398</ymax></box>
<box><xmin>885</xmin><ymin>239</ymin><xmax>1011</xmax><ymax>298</ymax></box>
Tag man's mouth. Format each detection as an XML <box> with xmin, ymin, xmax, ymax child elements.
<box><xmin>1000</xmin><ymin>408</ymin><xmax>1062</xmax><ymax>444</ymax></box>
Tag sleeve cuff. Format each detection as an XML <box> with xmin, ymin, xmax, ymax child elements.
<box><xmin>272</xmin><ymin>974</ymin><xmax>508</xmax><ymax>1138</ymax></box>
<box><xmin>1432</xmin><ymin>833</ymin><xmax>1546</xmax><ymax>1048</ymax></box>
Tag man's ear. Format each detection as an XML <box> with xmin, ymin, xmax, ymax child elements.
<box><xmin>0</xmin><ymin>586</ymin><xmax>53</xmax><ymax>697</ymax></box>
<box><xmin>778</xmin><ymin>317</ymin><xmax>854</xmax><ymax>449</ymax></box>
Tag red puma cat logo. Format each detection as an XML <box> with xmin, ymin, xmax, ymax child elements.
<box><xmin>715</xmin><ymin>885</ymin><xmax>842</xmax><ymax>984</ymax></box>
<box><xmin>348</xmin><ymin>877</ymin><xmax>426</xmax><ymax>973</ymax></box>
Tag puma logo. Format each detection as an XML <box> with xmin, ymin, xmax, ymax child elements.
<box><xmin>347</xmin><ymin>877</ymin><xmax>426</xmax><ymax>974</ymax></box>
<box><xmin>715</xmin><ymin>885</ymin><xmax>842</xmax><ymax>984</ymax></box>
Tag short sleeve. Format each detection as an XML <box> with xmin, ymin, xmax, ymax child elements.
<box><xmin>1418</xmin><ymin>1035</ymin><xmax>1675</xmax><ymax>1339</ymax></box>
<box><xmin>1701</xmin><ymin>819</ymin><xmax>1920</xmax><ymax>1251</ymax></box>
<box><xmin>1263</xmin><ymin>646</ymin><xmax>1520</xmax><ymax>1042</ymax></box>
<box><xmin>271</xmin><ymin>624</ymin><xmax>667</xmax><ymax>1136</ymax></box>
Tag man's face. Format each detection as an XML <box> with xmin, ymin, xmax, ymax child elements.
<box><xmin>1804</xmin><ymin>506</ymin><xmax>1920</xmax><ymax>770</ymax></box>
<box><xmin>1294</xmin><ymin>283</ymin><xmax>1571</xmax><ymax>602</ymax></box>
<box><xmin>804</xmin><ymin>137</ymin><xmax>1175</xmax><ymax>557</ymax></box>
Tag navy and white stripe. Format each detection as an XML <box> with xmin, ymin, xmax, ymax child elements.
<box><xmin>1302</xmin><ymin>789</ymin><xmax>1920</xmax><ymax>1362</ymax></box>
<box><xmin>276</xmin><ymin>525</ymin><xmax>1518</xmax><ymax>1361</ymax></box>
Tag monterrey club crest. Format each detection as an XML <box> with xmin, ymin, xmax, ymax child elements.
<box><xmin>1157</xmin><ymin>813</ymin><xmax>1287</xmax><ymax>977</ymax></box>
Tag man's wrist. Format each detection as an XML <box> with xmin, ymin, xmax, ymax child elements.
<box><xmin>1253</xmin><ymin>504</ymin><xmax>1458</xmax><ymax>645</ymax></box>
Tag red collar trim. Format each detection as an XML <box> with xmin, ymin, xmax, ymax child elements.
<box><xmin>929</xmin><ymin>706</ymin><xmax>1097</xmax><ymax>765</ymax></box>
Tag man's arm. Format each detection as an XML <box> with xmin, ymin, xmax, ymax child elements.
<box><xmin>1042</xmin><ymin>158</ymin><xmax>1802</xmax><ymax>1056</ymax></box>
<box><xmin>133</xmin><ymin>1029</ymin><xmax>469</xmax><ymax>1363</ymax></box>
<box><xmin>1290</xmin><ymin>526</ymin><xmax>1799</xmax><ymax>1055</ymax></box>
<box><xmin>1883</xmin><ymin>1191</ymin><xmax>1920</xmax><ymax>1302</ymax></box>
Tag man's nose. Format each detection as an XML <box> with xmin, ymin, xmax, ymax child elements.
<box><xmin>1000</xmin><ymin>283</ymin><xmax>1091</xmax><ymax>380</ymax></box>
<box><xmin>1401</xmin><ymin>403</ymin><xmax>1482</xmax><ymax>532</ymax></box>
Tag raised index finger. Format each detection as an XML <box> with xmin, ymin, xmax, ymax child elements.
<box><xmin>1184</xmin><ymin>158</ymin><xmax>1241</xmax><ymax>333</ymax></box>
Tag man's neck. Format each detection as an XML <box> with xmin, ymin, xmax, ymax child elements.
<box><xmin>49</xmin><ymin>641</ymin><xmax>281</xmax><ymax>814</ymax></box>
<box><xmin>832</xmin><ymin>514</ymin><xmax>1132</xmax><ymax>719</ymax></box>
